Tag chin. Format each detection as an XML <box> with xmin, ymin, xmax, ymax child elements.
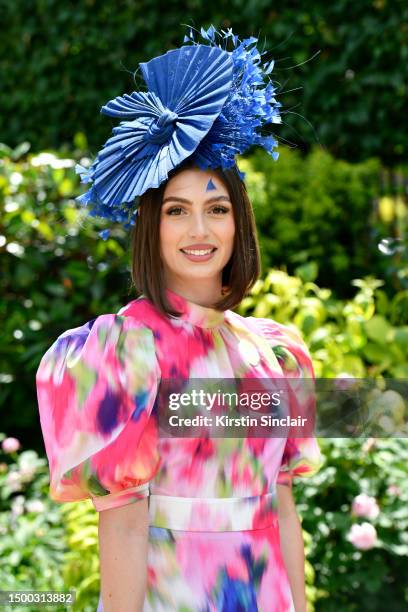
<box><xmin>174</xmin><ymin>266</ymin><xmax>223</xmax><ymax>280</ymax></box>
<box><xmin>182</xmin><ymin>270</ymin><xmax>222</xmax><ymax>281</ymax></box>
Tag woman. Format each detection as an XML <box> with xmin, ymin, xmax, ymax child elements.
<box><xmin>36</xmin><ymin>26</ymin><xmax>322</xmax><ymax>611</ymax></box>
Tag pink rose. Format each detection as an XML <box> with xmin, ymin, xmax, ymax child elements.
<box><xmin>352</xmin><ymin>493</ymin><xmax>379</xmax><ymax>520</ymax></box>
<box><xmin>2</xmin><ymin>437</ymin><xmax>21</xmax><ymax>453</ymax></box>
<box><xmin>6</xmin><ymin>471</ymin><xmax>23</xmax><ymax>492</ymax></box>
<box><xmin>347</xmin><ymin>522</ymin><xmax>377</xmax><ymax>550</ymax></box>
<box><xmin>387</xmin><ymin>484</ymin><xmax>401</xmax><ymax>496</ymax></box>
<box><xmin>19</xmin><ymin>465</ymin><xmax>36</xmax><ymax>482</ymax></box>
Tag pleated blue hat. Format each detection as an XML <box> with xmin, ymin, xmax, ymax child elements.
<box><xmin>75</xmin><ymin>25</ymin><xmax>282</xmax><ymax>239</ymax></box>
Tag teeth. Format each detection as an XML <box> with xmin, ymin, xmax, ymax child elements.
<box><xmin>183</xmin><ymin>249</ymin><xmax>214</xmax><ymax>256</ymax></box>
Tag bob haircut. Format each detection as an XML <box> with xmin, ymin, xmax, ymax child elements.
<box><xmin>130</xmin><ymin>158</ymin><xmax>261</xmax><ymax>317</ymax></box>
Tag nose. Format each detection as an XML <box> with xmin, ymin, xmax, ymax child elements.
<box><xmin>188</xmin><ymin>210</ymin><xmax>209</xmax><ymax>238</ymax></box>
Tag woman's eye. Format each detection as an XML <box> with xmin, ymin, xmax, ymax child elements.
<box><xmin>164</xmin><ymin>205</ymin><xmax>230</xmax><ymax>216</ymax></box>
<box><xmin>211</xmin><ymin>206</ymin><xmax>230</xmax><ymax>215</ymax></box>
<box><xmin>166</xmin><ymin>207</ymin><xmax>184</xmax><ymax>215</ymax></box>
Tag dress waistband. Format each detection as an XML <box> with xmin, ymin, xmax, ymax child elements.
<box><xmin>148</xmin><ymin>490</ymin><xmax>278</xmax><ymax>532</ymax></box>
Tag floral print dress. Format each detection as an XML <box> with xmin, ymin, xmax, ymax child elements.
<box><xmin>36</xmin><ymin>288</ymin><xmax>322</xmax><ymax>611</ymax></box>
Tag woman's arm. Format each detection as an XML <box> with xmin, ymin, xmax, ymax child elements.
<box><xmin>276</xmin><ymin>483</ymin><xmax>307</xmax><ymax>612</ymax></box>
<box><xmin>98</xmin><ymin>497</ymin><xmax>149</xmax><ymax>612</ymax></box>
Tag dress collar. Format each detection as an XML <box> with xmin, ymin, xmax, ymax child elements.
<box><xmin>165</xmin><ymin>288</ymin><xmax>226</xmax><ymax>329</ymax></box>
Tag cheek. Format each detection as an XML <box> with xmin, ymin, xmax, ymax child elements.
<box><xmin>160</xmin><ymin>217</ymin><xmax>174</xmax><ymax>244</ymax></box>
<box><xmin>223</xmin><ymin>217</ymin><xmax>236</xmax><ymax>249</ymax></box>
<box><xmin>159</xmin><ymin>218</ymin><xmax>181</xmax><ymax>259</ymax></box>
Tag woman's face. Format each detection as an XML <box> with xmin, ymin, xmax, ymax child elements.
<box><xmin>160</xmin><ymin>167</ymin><xmax>235</xmax><ymax>292</ymax></box>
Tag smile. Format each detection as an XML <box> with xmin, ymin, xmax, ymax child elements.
<box><xmin>181</xmin><ymin>248</ymin><xmax>216</xmax><ymax>255</ymax></box>
<box><xmin>180</xmin><ymin>247</ymin><xmax>217</xmax><ymax>262</ymax></box>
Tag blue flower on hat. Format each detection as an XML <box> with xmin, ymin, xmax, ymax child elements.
<box><xmin>75</xmin><ymin>25</ymin><xmax>282</xmax><ymax>239</ymax></box>
<box><xmin>187</xmin><ymin>27</ymin><xmax>282</xmax><ymax>170</ymax></box>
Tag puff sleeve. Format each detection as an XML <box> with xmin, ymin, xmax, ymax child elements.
<box><xmin>35</xmin><ymin>314</ymin><xmax>161</xmax><ymax>511</ymax></box>
<box><xmin>252</xmin><ymin>317</ymin><xmax>323</xmax><ymax>487</ymax></box>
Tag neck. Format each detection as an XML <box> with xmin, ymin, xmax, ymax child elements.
<box><xmin>165</xmin><ymin>279</ymin><xmax>224</xmax><ymax>308</ymax></box>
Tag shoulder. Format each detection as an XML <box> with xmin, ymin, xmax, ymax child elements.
<box><xmin>246</xmin><ymin>315</ymin><xmax>305</xmax><ymax>346</ymax></box>
<box><xmin>36</xmin><ymin>307</ymin><xmax>159</xmax><ymax>381</ymax></box>
<box><xmin>40</xmin><ymin>311</ymin><xmax>154</xmax><ymax>354</ymax></box>
<box><xmin>229</xmin><ymin>311</ymin><xmax>304</xmax><ymax>346</ymax></box>
<box><xmin>231</xmin><ymin>312</ymin><xmax>314</xmax><ymax>377</ymax></box>
<box><xmin>35</xmin><ymin>305</ymin><xmax>162</xmax><ymax>509</ymax></box>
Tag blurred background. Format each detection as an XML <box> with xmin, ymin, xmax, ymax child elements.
<box><xmin>0</xmin><ymin>1</ymin><xmax>407</xmax><ymax>610</ymax></box>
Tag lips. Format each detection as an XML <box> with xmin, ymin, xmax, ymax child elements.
<box><xmin>180</xmin><ymin>245</ymin><xmax>218</xmax><ymax>262</ymax></box>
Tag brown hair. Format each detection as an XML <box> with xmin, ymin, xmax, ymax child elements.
<box><xmin>130</xmin><ymin>158</ymin><xmax>261</xmax><ymax>317</ymax></box>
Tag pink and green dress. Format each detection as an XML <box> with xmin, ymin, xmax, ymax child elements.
<box><xmin>36</xmin><ymin>288</ymin><xmax>322</xmax><ymax>611</ymax></box>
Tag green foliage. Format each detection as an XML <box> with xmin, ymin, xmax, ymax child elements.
<box><xmin>0</xmin><ymin>144</ymin><xmax>134</xmax><ymax>445</ymax></box>
<box><xmin>62</xmin><ymin>501</ymin><xmax>100</xmax><ymax>612</ymax></box>
<box><xmin>295</xmin><ymin>438</ymin><xmax>408</xmax><ymax>611</ymax></box>
<box><xmin>238</xmin><ymin>270</ymin><xmax>408</xmax><ymax>379</ymax></box>
<box><xmin>0</xmin><ymin>433</ymin><xmax>69</xmax><ymax>612</ymax></box>
<box><xmin>240</xmin><ymin>147</ymin><xmax>407</xmax><ymax>298</ymax></box>
<box><xmin>0</xmin><ymin>431</ymin><xmax>99</xmax><ymax>611</ymax></box>
<box><xmin>1</xmin><ymin>1</ymin><xmax>408</xmax><ymax>165</ymax></box>
<box><xmin>304</xmin><ymin>529</ymin><xmax>319</xmax><ymax>611</ymax></box>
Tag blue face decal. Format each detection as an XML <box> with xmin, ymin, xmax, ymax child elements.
<box><xmin>206</xmin><ymin>178</ymin><xmax>217</xmax><ymax>191</ymax></box>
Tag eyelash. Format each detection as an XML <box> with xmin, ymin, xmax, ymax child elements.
<box><xmin>165</xmin><ymin>205</ymin><xmax>230</xmax><ymax>216</ymax></box>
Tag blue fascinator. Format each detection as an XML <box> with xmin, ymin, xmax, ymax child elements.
<box><xmin>75</xmin><ymin>25</ymin><xmax>282</xmax><ymax>239</ymax></box>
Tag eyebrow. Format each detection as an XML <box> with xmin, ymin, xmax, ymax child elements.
<box><xmin>162</xmin><ymin>195</ymin><xmax>231</xmax><ymax>205</ymax></box>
